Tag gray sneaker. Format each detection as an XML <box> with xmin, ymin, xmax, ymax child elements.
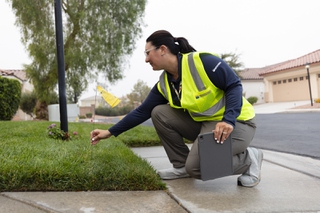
<box><xmin>157</xmin><ymin>167</ymin><xmax>190</xmax><ymax>180</ymax></box>
<box><xmin>238</xmin><ymin>147</ymin><xmax>263</xmax><ymax>187</ymax></box>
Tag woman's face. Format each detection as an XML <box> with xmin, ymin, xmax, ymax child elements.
<box><xmin>144</xmin><ymin>42</ymin><xmax>162</xmax><ymax>70</ymax></box>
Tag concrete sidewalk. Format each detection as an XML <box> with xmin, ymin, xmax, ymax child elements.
<box><xmin>253</xmin><ymin>100</ymin><xmax>320</xmax><ymax>114</ymax></box>
<box><xmin>1</xmin><ymin>146</ymin><xmax>320</xmax><ymax>213</ymax></box>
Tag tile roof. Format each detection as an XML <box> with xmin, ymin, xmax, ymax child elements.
<box><xmin>0</xmin><ymin>69</ymin><xmax>27</xmax><ymax>81</ymax></box>
<box><xmin>239</xmin><ymin>68</ymin><xmax>264</xmax><ymax>80</ymax></box>
<box><xmin>259</xmin><ymin>49</ymin><xmax>320</xmax><ymax>76</ymax></box>
<box><xmin>240</xmin><ymin>49</ymin><xmax>320</xmax><ymax>79</ymax></box>
<box><xmin>239</xmin><ymin>62</ymin><xmax>285</xmax><ymax>80</ymax></box>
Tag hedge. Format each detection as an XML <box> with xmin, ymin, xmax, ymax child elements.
<box><xmin>0</xmin><ymin>77</ymin><xmax>21</xmax><ymax>120</ymax></box>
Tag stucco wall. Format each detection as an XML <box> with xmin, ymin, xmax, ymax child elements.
<box><xmin>241</xmin><ymin>80</ymin><xmax>265</xmax><ymax>104</ymax></box>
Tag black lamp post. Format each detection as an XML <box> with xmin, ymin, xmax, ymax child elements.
<box><xmin>54</xmin><ymin>0</ymin><xmax>68</xmax><ymax>132</ymax></box>
<box><xmin>305</xmin><ymin>63</ymin><xmax>313</xmax><ymax>106</ymax></box>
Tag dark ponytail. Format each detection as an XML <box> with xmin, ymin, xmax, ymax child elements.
<box><xmin>146</xmin><ymin>30</ymin><xmax>196</xmax><ymax>55</ymax></box>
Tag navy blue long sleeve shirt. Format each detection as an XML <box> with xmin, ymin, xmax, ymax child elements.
<box><xmin>109</xmin><ymin>53</ymin><xmax>243</xmax><ymax>136</ymax></box>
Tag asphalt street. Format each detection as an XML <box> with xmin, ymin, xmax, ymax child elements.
<box><xmin>251</xmin><ymin>112</ymin><xmax>320</xmax><ymax>159</ymax></box>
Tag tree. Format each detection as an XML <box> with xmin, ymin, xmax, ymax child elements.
<box><xmin>35</xmin><ymin>90</ymin><xmax>59</xmax><ymax>120</ymax></box>
<box><xmin>66</xmin><ymin>70</ymin><xmax>87</xmax><ymax>103</ymax></box>
<box><xmin>220</xmin><ymin>52</ymin><xmax>244</xmax><ymax>78</ymax></box>
<box><xmin>7</xmin><ymin>0</ymin><xmax>147</xmax><ymax>118</ymax></box>
<box><xmin>127</xmin><ymin>79</ymin><xmax>151</xmax><ymax>107</ymax></box>
<box><xmin>0</xmin><ymin>77</ymin><xmax>21</xmax><ymax>120</ymax></box>
<box><xmin>20</xmin><ymin>91</ymin><xmax>37</xmax><ymax>118</ymax></box>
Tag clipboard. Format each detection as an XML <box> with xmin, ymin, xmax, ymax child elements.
<box><xmin>198</xmin><ymin>132</ymin><xmax>233</xmax><ymax>181</ymax></box>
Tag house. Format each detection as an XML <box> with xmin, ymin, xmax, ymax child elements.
<box><xmin>79</xmin><ymin>95</ymin><xmax>105</xmax><ymax>117</ymax></box>
<box><xmin>260</xmin><ymin>49</ymin><xmax>320</xmax><ymax>103</ymax></box>
<box><xmin>80</xmin><ymin>95</ymin><xmax>106</xmax><ymax>107</ymax></box>
<box><xmin>79</xmin><ymin>94</ymin><xmax>129</xmax><ymax>117</ymax></box>
<box><xmin>0</xmin><ymin>69</ymin><xmax>34</xmax><ymax>120</ymax></box>
<box><xmin>80</xmin><ymin>93</ymin><xmax>127</xmax><ymax>106</ymax></box>
<box><xmin>239</xmin><ymin>62</ymin><xmax>288</xmax><ymax>104</ymax></box>
<box><xmin>239</xmin><ymin>49</ymin><xmax>320</xmax><ymax>104</ymax></box>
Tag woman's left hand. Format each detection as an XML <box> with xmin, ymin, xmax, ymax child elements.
<box><xmin>213</xmin><ymin>122</ymin><xmax>234</xmax><ymax>144</ymax></box>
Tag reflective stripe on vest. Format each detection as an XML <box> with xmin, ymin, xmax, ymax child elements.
<box><xmin>187</xmin><ymin>53</ymin><xmax>226</xmax><ymax>117</ymax></box>
<box><xmin>158</xmin><ymin>72</ymin><xmax>168</xmax><ymax>99</ymax></box>
<box><xmin>187</xmin><ymin>53</ymin><xmax>205</xmax><ymax>91</ymax></box>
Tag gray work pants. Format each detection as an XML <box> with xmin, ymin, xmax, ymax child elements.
<box><xmin>151</xmin><ymin>104</ymin><xmax>255</xmax><ymax>179</ymax></box>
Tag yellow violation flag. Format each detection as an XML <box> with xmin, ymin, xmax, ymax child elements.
<box><xmin>97</xmin><ymin>86</ymin><xmax>121</xmax><ymax>108</ymax></box>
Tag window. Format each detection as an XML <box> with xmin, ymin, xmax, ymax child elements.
<box><xmin>294</xmin><ymin>78</ymin><xmax>298</xmax><ymax>81</ymax></box>
<box><xmin>278</xmin><ymin>80</ymin><xmax>281</xmax><ymax>84</ymax></box>
<box><xmin>306</xmin><ymin>76</ymin><xmax>309</xmax><ymax>80</ymax></box>
<box><xmin>288</xmin><ymin>79</ymin><xmax>292</xmax><ymax>82</ymax></box>
<box><xmin>273</xmin><ymin>81</ymin><xmax>277</xmax><ymax>85</ymax></box>
<box><xmin>300</xmin><ymin>77</ymin><xmax>304</xmax><ymax>81</ymax></box>
<box><xmin>283</xmin><ymin>80</ymin><xmax>286</xmax><ymax>83</ymax></box>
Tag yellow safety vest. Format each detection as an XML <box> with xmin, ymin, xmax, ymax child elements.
<box><xmin>157</xmin><ymin>52</ymin><xmax>255</xmax><ymax>122</ymax></box>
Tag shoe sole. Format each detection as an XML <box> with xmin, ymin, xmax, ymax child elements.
<box><xmin>160</xmin><ymin>174</ymin><xmax>190</xmax><ymax>180</ymax></box>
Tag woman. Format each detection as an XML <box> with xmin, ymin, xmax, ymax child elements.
<box><xmin>90</xmin><ymin>30</ymin><xmax>263</xmax><ymax>187</ymax></box>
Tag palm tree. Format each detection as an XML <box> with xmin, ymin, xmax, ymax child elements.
<box><xmin>220</xmin><ymin>52</ymin><xmax>244</xmax><ymax>78</ymax></box>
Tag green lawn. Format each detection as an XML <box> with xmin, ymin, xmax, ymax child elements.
<box><xmin>0</xmin><ymin>121</ymin><xmax>166</xmax><ymax>192</ymax></box>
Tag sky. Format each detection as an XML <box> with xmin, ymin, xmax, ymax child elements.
<box><xmin>1</xmin><ymin>0</ymin><xmax>320</xmax><ymax>100</ymax></box>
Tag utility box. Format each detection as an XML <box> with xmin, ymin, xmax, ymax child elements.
<box><xmin>48</xmin><ymin>104</ymin><xmax>79</xmax><ymax>122</ymax></box>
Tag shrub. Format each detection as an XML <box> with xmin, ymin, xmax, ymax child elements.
<box><xmin>247</xmin><ymin>96</ymin><xmax>258</xmax><ymax>105</ymax></box>
<box><xmin>20</xmin><ymin>91</ymin><xmax>37</xmax><ymax>118</ymax></box>
<box><xmin>0</xmin><ymin>77</ymin><xmax>21</xmax><ymax>120</ymax></box>
<box><xmin>86</xmin><ymin>113</ymin><xmax>93</xmax><ymax>118</ymax></box>
<box><xmin>79</xmin><ymin>114</ymin><xmax>86</xmax><ymax>119</ymax></box>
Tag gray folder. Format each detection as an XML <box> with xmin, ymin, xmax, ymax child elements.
<box><xmin>198</xmin><ymin>132</ymin><xmax>233</xmax><ymax>181</ymax></box>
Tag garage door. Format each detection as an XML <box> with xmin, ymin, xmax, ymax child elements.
<box><xmin>272</xmin><ymin>76</ymin><xmax>309</xmax><ymax>102</ymax></box>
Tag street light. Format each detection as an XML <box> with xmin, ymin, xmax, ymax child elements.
<box><xmin>305</xmin><ymin>63</ymin><xmax>313</xmax><ymax>106</ymax></box>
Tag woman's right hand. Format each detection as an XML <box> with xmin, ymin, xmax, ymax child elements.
<box><xmin>90</xmin><ymin>129</ymin><xmax>112</xmax><ymax>145</ymax></box>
